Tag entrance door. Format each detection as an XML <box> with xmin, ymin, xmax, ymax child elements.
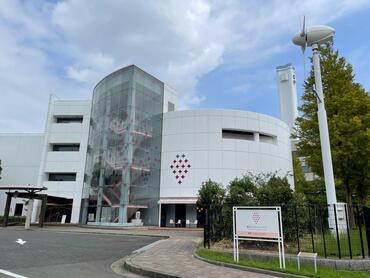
<box><xmin>175</xmin><ymin>204</ymin><xmax>186</xmax><ymax>227</ymax></box>
<box><xmin>160</xmin><ymin>204</ymin><xmax>167</xmax><ymax>227</ymax></box>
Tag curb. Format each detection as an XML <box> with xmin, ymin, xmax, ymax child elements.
<box><xmin>39</xmin><ymin>227</ymin><xmax>169</xmax><ymax>240</ymax></box>
<box><xmin>124</xmin><ymin>253</ymin><xmax>180</xmax><ymax>278</ymax></box>
<box><xmin>193</xmin><ymin>252</ymin><xmax>308</xmax><ymax>278</ymax></box>
<box><xmin>122</xmin><ymin>239</ymin><xmax>181</xmax><ymax>278</ymax></box>
<box><xmin>111</xmin><ymin>237</ymin><xmax>180</xmax><ymax>278</ymax></box>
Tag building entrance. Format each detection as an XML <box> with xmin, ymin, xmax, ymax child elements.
<box><xmin>45</xmin><ymin>196</ymin><xmax>73</xmax><ymax>223</ymax></box>
<box><xmin>175</xmin><ymin>204</ymin><xmax>186</xmax><ymax>227</ymax></box>
<box><xmin>159</xmin><ymin>201</ymin><xmax>199</xmax><ymax>227</ymax></box>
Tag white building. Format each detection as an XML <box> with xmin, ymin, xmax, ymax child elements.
<box><xmin>0</xmin><ymin>134</ymin><xmax>43</xmax><ymax>217</ymax></box>
<box><xmin>0</xmin><ymin>65</ymin><xmax>294</xmax><ymax>226</ymax></box>
<box><xmin>159</xmin><ymin>109</ymin><xmax>293</xmax><ymax>226</ymax></box>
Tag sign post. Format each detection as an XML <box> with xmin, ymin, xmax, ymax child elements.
<box><xmin>233</xmin><ymin>206</ymin><xmax>285</xmax><ymax>268</ymax></box>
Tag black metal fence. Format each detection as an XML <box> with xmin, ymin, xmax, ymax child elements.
<box><xmin>203</xmin><ymin>204</ymin><xmax>370</xmax><ymax>259</ymax></box>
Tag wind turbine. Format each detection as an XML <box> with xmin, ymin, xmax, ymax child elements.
<box><xmin>292</xmin><ymin>19</ymin><xmax>343</xmax><ymax>230</ymax></box>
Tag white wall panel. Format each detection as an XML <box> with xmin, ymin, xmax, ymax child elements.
<box><xmin>161</xmin><ymin>109</ymin><xmax>294</xmax><ymax>200</ymax></box>
<box><xmin>0</xmin><ymin>134</ymin><xmax>43</xmax><ymax>216</ymax></box>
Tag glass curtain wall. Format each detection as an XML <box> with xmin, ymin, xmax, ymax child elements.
<box><xmin>82</xmin><ymin>66</ymin><xmax>164</xmax><ymax>225</ymax></box>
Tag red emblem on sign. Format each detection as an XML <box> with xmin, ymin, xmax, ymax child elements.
<box><xmin>252</xmin><ymin>212</ymin><xmax>261</xmax><ymax>224</ymax></box>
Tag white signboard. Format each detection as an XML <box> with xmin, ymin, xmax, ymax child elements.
<box><xmin>236</xmin><ymin>209</ymin><xmax>279</xmax><ymax>238</ymax></box>
<box><xmin>233</xmin><ymin>206</ymin><xmax>285</xmax><ymax>269</ymax></box>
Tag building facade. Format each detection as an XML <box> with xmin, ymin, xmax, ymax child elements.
<box><xmin>0</xmin><ymin>65</ymin><xmax>294</xmax><ymax>226</ymax></box>
<box><xmin>0</xmin><ymin>134</ymin><xmax>43</xmax><ymax>217</ymax></box>
<box><xmin>159</xmin><ymin>109</ymin><xmax>293</xmax><ymax>227</ymax></box>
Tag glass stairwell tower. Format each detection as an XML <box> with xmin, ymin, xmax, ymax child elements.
<box><xmin>81</xmin><ymin>65</ymin><xmax>164</xmax><ymax>225</ymax></box>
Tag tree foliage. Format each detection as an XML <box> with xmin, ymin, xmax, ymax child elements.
<box><xmin>197</xmin><ymin>173</ymin><xmax>301</xmax><ymax>240</ymax></box>
<box><xmin>295</xmin><ymin>45</ymin><xmax>370</xmax><ymax>207</ymax></box>
<box><xmin>256</xmin><ymin>176</ymin><xmax>294</xmax><ymax>206</ymax></box>
<box><xmin>196</xmin><ymin>179</ymin><xmax>225</xmax><ymax>209</ymax></box>
<box><xmin>226</xmin><ymin>175</ymin><xmax>257</xmax><ymax>206</ymax></box>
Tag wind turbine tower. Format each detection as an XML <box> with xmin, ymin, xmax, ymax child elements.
<box><xmin>292</xmin><ymin>18</ymin><xmax>346</xmax><ymax>230</ymax></box>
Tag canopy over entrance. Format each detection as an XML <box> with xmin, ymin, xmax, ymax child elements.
<box><xmin>0</xmin><ymin>184</ymin><xmax>47</xmax><ymax>192</ymax></box>
<box><xmin>158</xmin><ymin>197</ymin><xmax>197</xmax><ymax>204</ymax></box>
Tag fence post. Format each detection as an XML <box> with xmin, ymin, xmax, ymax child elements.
<box><xmin>308</xmin><ymin>205</ymin><xmax>315</xmax><ymax>253</ymax></box>
<box><xmin>319</xmin><ymin>204</ymin><xmax>327</xmax><ymax>258</ymax></box>
<box><xmin>363</xmin><ymin>206</ymin><xmax>370</xmax><ymax>258</ymax></box>
<box><xmin>356</xmin><ymin>205</ymin><xmax>365</xmax><ymax>259</ymax></box>
<box><xmin>203</xmin><ymin>205</ymin><xmax>210</xmax><ymax>248</ymax></box>
<box><xmin>294</xmin><ymin>205</ymin><xmax>300</xmax><ymax>252</ymax></box>
<box><xmin>344</xmin><ymin>205</ymin><xmax>352</xmax><ymax>259</ymax></box>
<box><xmin>207</xmin><ymin>205</ymin><xmax>211</xmax><ymax>248</ymax></box>
<box><xmin>333</xmin><ymin>204</ymin><xmax>341</xmax><ymax>259</ymax></box>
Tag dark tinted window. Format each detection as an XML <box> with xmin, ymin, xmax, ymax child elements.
<box><xmin>168</xmin><ymin>101</ymin><xmax>175</xmax><ymax>112</ymax></box>
<box><xmin>222</xmin><ymin>129</ymin><xmax>254</xmax><ymax>141</ymax></box>
<box><xmin>52</xmin><ymin>144</ymin><xmax>80</xmax><ymax>152</ymax></box>
<box><xmin>48</xmin><ymin>173</ymin><xmax>77</xmax><ymax>181</ymax></box>
<box><xmin>259</xmin><ymin>133</ymin><xmax>277</xmax><ymax>144</ymax></box>
<box><xmin>55</xmin><ymin>116</ymin><xmax>83</xmax><ymax>123</ymax></box>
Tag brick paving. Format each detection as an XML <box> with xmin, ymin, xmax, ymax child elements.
<box><xmin>129</xmin><ymin>235</ymin><xmax>278</xmax><ymax>278</ymax></box>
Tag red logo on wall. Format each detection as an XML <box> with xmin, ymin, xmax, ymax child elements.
<box><xmin>252</xmin><ymin>212</ymin><xmax>261</xmax><ymax>224</ymax></box>
<box><xmin>170</xmin><ymin>154</ymin><xmax>191</xmax><ymax>184</ymax></box>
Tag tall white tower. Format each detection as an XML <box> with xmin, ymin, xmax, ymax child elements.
<box><xmin>276</xmin><ymin>64</ymin><xmax>298</xmax><ymax>133</ymax></box>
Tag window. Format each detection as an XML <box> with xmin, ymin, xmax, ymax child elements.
<box><xmin>48</xmin><ymin>173</ymin><xmax>77</xmax><ymax>181</ymax></box>
<box><xmin>51</xmin><ymin>143</ymin><xmax>80</xmax><ymax>152</ymax></box>
<box><xmin>168</xmin><ymin>101</ymin><xmax>175</xmax><ymax>112</ymax></box>
<box><xmin>222</xmin><ymin>129</ymin><xmax>254</xmax><ymax>141</ymax></box>
<box><xmin>54</xmin><ymin>116</ymin><xmax>83</xmax><ymax>123</ymax></box>
<box><xmin>14</xmin><ymin>204</ymin><xmax>23</xmax><ymax>216</ymax></box>
<box><xmin>259</xmin><ymin>133</ymin><xmax>277</xmax><ymax>144</ymax></box>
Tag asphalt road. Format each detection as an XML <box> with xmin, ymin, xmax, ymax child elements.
<box><xmin>0</xmin><ymin>229</ymin><xmax>158</xmax><ymax>278</ymax></box>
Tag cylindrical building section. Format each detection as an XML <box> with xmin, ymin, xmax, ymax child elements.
<box><xmin>82</xmin><ymin>65</ymin><xmax>164</xmax><ymax>225</ymax></box>
<box><xmin>276</xmin><ymin>64</ymin><xmax>298</xmax><ymax>134</ymax></box>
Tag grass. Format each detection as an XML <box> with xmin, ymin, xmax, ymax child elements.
<box><xmin>286</xmin><ymin>228</ymin><xmax>368</xmax><ymax>258</ymax></box>
<box><xmin>197</xmin><ymin>248</ymin><xmax>370</xmax><ymax>278</ymax></box>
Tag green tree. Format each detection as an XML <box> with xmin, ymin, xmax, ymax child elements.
<box><xmin>256</xmin><ymin>175</ymin><xmax>294</xmax><ymax>206</ymax></box>
<box><xmin>255</xmin><ymin>175</ymin><xmax>299</xmax><ymax>240</ymax></box>
<box><xmin>226</xmin><ymin>175</ymin><xmax>257</xmax><ymax>205</ymax></box>
<box><xmin>223</xmin><ymin>175</ymin><xmax>258</xmax><ymax>237</ymax></box>
<box><xmin>295</xmin><ymin>45</ymin><xmax>370</xmax><ymax>224</ymax></box>
<box><xmin>197</xmin><ymin>179</ymin><xmax>226</xmax><ymax>241</ymax></box>
<box><xmin>196</xmin><ymin>179</ymin><xmax>225</xmax><ymax>208</ymax></box>
<box><xmin>292</xmin><ymin>153</ymin><xmax>307</xmax><ymax>192</ymax></box>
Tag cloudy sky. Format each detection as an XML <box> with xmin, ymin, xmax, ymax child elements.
<box><xmin>1</xmin><ymin>0</ymin><xmax>369</xmax><ymax>132</ymax></box>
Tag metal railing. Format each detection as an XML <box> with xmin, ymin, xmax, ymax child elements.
<box><xmin>203</xmin><ymin>203</ymin><xmax>370</xmax><ymax>259</ymax></box>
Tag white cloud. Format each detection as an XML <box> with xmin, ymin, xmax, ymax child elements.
<box><xmin>0</xmin><ymin>0</ymin><xmax>369</xmax><ymax>131</ymax></box>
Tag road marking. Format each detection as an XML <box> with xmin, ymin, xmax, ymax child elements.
<box><xmin>15</xmin><ymin>239</ymin><xmax>26</xmax><ymax>245</ymax></box>
<box><xmin>132</xmin><ymin>239</ymin><xmax>166</xmax><ymax>254</ymax></box>
<box><xmin>16</xmin><ymin>238</ymin><xmax>27</xmax><ymax>245</ymax></box>
<box><xmin>0</xmin><ymin>269</ymin><xmax>28</xmax><ymax>278</ymax></box>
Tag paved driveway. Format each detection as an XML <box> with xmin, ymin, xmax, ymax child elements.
<box><xmin>0</xmin><ymin>228</ymin><xmax>157</xmax><ymax>278</ymax></box>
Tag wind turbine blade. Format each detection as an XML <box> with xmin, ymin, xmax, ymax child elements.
<box><xmin>300</xmin><ymin>15</ymin><xmax>306</xmax><ymax>37</ymax></box>
<box><xmin>300</xmin><ymin>45</ymin><xmax>305</xmax><ymax>54</ymax></box>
